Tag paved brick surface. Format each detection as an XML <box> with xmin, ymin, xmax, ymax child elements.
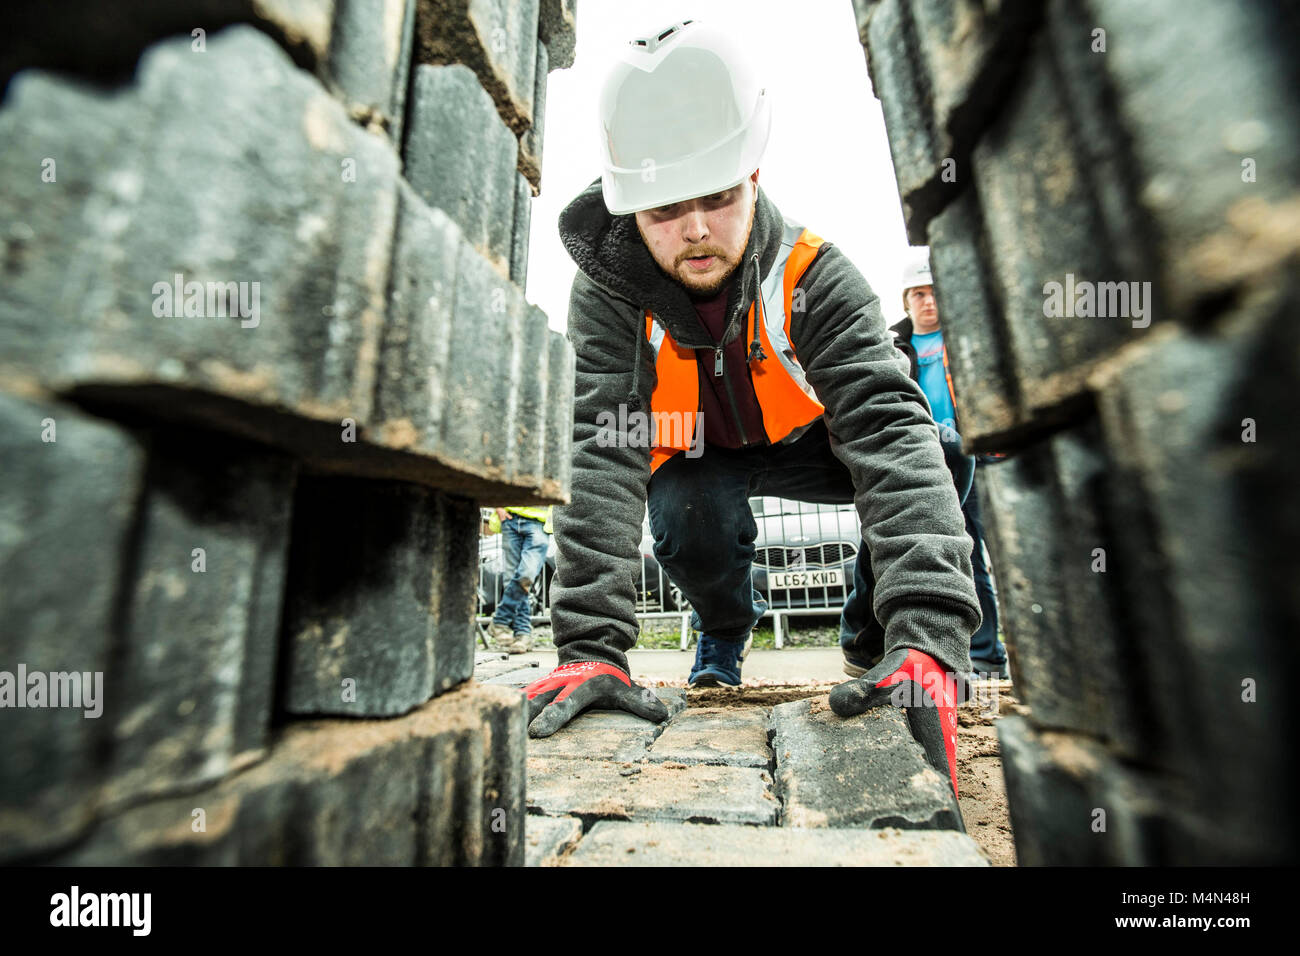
<box><xmin>647</xmin><ymin>707</ymin><xmax>771</xmax><ymax>769</ymax></box>
<box><xmin>477</xmin><ymin>657</ymin><xmax>988</xmax><ymax>864</ymax></box>
<box><xmin>564</xmin><ymin>821</ymin><xmax>989</xmax><ymax>867</ymax></box>
<box><xmin>527</xmin><ymin>758</ymin><xmax>779</xmax><ymax>826</ymax></box>
<box><xmin>524</xmin><ymin>814</ymin><xmax>582</xmax><ymax>867</ymax></box>
<box><xmin>527</xmin><ymin>710</ymin><xmax>661</xmax><ymax>764</ymax></box>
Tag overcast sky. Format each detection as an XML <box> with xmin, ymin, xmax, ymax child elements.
<box><xmin>524</xmin><ymin>0</ymin><xmax>921</xmax><ymax>335</ymax></box>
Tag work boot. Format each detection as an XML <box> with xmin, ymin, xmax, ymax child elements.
<box><xmin>970</xmin><ymin>657</ymin><xmax>1010</xmax><ymax>681</ymax></box>
<box><xmin>842</xmin><ymin>647</ymin><xmax>885</xmax><ymax>679</ymax></box>
<box><xmin>688</xmin><ymin>632</ymin><xmax>752</xmax><ymax>688</ymax></box>
<box><xmin>509</xmin><ymin>631</ymin><xmax>533</xmax><ymax>654</ymax></box>
<box><xmin>487</xmin><ymin>621</ymin><xmax>515</xmax><ymax>652</ymax></box>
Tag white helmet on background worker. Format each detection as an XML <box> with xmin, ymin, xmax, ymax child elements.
<box><xmin>901</xmin><ymin>253</ymin><xmax>933</xmax><ymax>312</ymax></box>
<box><xmin>597</xmin><ymin>19</ymin><xmax>772</xmax><ymax>215</ymax></box>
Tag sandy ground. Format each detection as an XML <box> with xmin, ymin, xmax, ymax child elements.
<box><xmin>956</xmin><ymin>684</ymin><xmax>1019</xmax><ymax>867</ymax></box>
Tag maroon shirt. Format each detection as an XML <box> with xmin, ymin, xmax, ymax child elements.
<box><xmin>690</xmin><ymin>278</ymin><xmax>768</xmax><ymax>449</ymax></box>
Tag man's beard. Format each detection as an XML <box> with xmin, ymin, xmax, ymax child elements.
<box><xmin>639</xmin><ymin>196</ymin><xmax>756</xmax><ymax>299</ymax></box>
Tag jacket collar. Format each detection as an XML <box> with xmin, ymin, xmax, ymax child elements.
<box><xmin>558</xmin><ymin>176</ymin><xmax>788</xmax><ymax>349</ymax></box>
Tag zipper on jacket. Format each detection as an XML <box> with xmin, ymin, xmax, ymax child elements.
<box><xmin>718</xmin><ymin>347</ymin><xmax>751</xmax><ymax>447</ymax></box>
<box><xmin>714</xmin><ymin>286</ymin><xmax>756</xmax><ymax>447</ymax></box>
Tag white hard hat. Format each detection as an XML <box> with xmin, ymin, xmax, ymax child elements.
<box><xmin>597</xmin><ymin>20</ymin><xmax>772</xmax><ymax>215</ymax></box>
<box><xmin>901</xmin><ymin>254</ymin><xmax>933</xmax><ymax>292</ymax></box>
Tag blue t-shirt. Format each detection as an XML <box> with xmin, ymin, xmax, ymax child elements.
<box><xmin>913</xmin><ymin>330</ymin><xmax>956</xmax><ymax>434</ymax></box>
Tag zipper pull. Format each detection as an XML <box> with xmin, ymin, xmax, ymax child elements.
<box><xmin>714</xmin><ymin>346</ymin><xmax>724</xmax><ymax>377</ymax></box>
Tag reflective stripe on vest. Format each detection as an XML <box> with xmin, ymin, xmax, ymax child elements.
<box><xmin>643</xmin><ymin>220</ymin><xmax>827</xmax><ymax>475</ymax></box>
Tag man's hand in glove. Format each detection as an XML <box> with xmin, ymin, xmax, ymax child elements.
<box><xmin>524</xmin><ymin>661</ymin><xmax>669</xmax><ymax>737</ymax></box>
<box><xmin>828</xmin><ymin>648</ymin><xmax>966</xmax><ymax>798</ymax></box>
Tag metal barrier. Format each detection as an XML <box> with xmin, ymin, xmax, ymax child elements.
<box><xmin>476</xmin><ymin>498</ymin><xmax>859</xmax><ymax>650</ymax></box>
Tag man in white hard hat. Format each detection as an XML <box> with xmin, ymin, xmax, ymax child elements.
<box><xmin>890</xmin><ymin>254</ymin><xmax>1009</xmax><ymax>679</ymax></box>
<box><xmin>524</xmin><ymin>21</ymin><xmax>979</xmax><ymax>796</ymax></box>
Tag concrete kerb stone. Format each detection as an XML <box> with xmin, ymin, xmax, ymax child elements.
<box><xmin>1074</xmin><ymin>0</ymin><xmax>1300</xmax><ymax>315</ymax></box>
<box><xmin>863</xmin><ymin>0</ymin><xmax>1039</xmax><ymax>242</ymax></box>
<box><xmin>413</xmin><ymin>0</ymin><xmax>540</xmax><ymax>135</ymax></box>
<box><xmin>563</xmin><ymin>820</ymin><xmax>990</xmax><ymax>867</ymax></box>
<box><xmin>971</xmin><ymin>41</ymin><xmax>1136</xmax><ymax>420</ymax></box>
<box><xmin>403</xmin><ymin>63</ymin><xmax>518</xmax><ymax>274</ymax></box>
<box><xmin>0</xmin><ymin>393</ymin><xmax>147</xmax><ymax>861</ymax></box>
<box><xmin>928</xmin><ymin>191</ymin><xmax>1022</xmax><ymax>446</ymax></box>
<box><xmin>518</xmin><ymin>39</ymin><xmax>547</xmax><ymax>190</ymax></box>
<box><xmin>280</xmin><ymin>477</ymin><xmax>479</xmax><ymax>717</ymax></box>
<box><xmin>102</xmin><ymin>431</ymin><xmax>297</xmax><ymax>811</ymax></box>
<box><xmin>538</xmin><ymin>0</ymin><xmax>576</xmax><ymax>71</ymax></box>
<box><xmin>510</xmin><ymin>171</ymin><xmax>534</xmax><ymax>285</ymax></box>
<box><xmin>769</xmin><ymin>697</ymin><xmax>964</xmax><ymax>831</ymax></box>
<box><xmin>54</xmin><ymin>682</ymin><xmax>527</xmax><ymax>866</ymax></box>
<box><xmin>326</xmin><ymin>0</ymin><xmax>418</xmax><ymax>138</ymax></box>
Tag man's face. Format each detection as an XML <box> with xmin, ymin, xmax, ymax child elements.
<box><xmin>634</xmin><ymin>172</ymin><xmax>758</xmax><ymax>297</ymax></box>
<box><xmin>907</xmin><ymin>284</ymin><xmax>940</xmax><ymax>332</ymax></box>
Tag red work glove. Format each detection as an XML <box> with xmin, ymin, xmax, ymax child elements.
<box><xmin>524</xmin><ymin>661</ymin><xmax>669</xmax><ymax>737</ymax></box>
<box><xmin>828</xmin><ymin>648</ymin><xmax>965</xmax><ymax>798</ymax></box>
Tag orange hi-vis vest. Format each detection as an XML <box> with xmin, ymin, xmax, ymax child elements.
<box><xmin>643</xmin><ymin>219</ymin><xmax>827</xmax><ymax>476</ymax></box>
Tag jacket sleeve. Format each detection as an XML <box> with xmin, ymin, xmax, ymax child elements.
<box><xmin>789</xmin><ymin>243</ymin><xmax>980</xmax><ymax>675</ymax></box>
<box><xmin>546</xmin><ymin>270</ymin><xmax>653</xmax><ymax>673</ymax></box>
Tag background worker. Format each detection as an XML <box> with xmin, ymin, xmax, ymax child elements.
<box><xmin>486</xmin><ymin>505</ymin><xmax>553</xmax><ymax>653</ymax></box>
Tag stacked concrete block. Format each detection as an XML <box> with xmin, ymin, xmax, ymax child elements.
<box><xmin>862</xmin><ymin>0</ymin><xmax>1039</xmax><ymax>243</ymax></box>
<box><xmin>2</xmin><ymin>0</ymin><xmax>572</xmax><ymax>866</ymax></box>
<box><xmin>410</xmin><ymin>0</ymin><xmax>574</xmax><ymax>200</ymax></box>
<box><xmin>538</xmin><ymin>0</ymin><xmax>577</xmax><ymax>71</ymax></box>
<box><xmin>103</xmin><ymin>432</ymin><xmax>297</xmax><ymax>809</ymax></box>
<box><xmin>414</xmin><ymin>0</ymin><xmax>540</xmax><ymax>136</ymax></box>
<box><xmin>281</xmin><ymin>477</ymin><xmax>479</xmax><ymax>716</ymax></box>
<box><xmin>0</xmin><ymin>396</ymin><xmax>298</xmax><ymax>861</ymax></box>
<box><xmin>58</xmin><ymin>683</ymin><xmax>526</xmax><ymax>866</ymax></box>
<box><xmin>404</xmin><ymin>64</ymin><xmax>519</xmax><ymax>273</ymax></box>
<box><xmin>0</xmin><ymin>394</ymin><xmax>147</xmax><ymax>860</ymax></box>
<box><xmin>859</xmin><ymin>0</ymin><xmax>1299</xmax><ymax>863</ymax></box>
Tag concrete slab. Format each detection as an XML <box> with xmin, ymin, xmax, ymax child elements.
<box><xmin>563</xmin><ymin>821</ymin><xmax>990</xmax><ymax>866</ymax></box>
<box><xmin>524</xmin><ymin>814</ymin><xmax>583</xmax><ymax>867</ymax></box>
<box><xmin>648</xmin><ymin>707</ymin><xmax>771</xmax><ymax>768</ymax></box>
<box><xmin>527</xmin><ymin>758</ymin><xmax>778</xmax><ymax>826</ymax></box>
<box><xmin>770</xmin><ymin>697</ymin><xmax>964</xmax><ymax>831</ymax></box>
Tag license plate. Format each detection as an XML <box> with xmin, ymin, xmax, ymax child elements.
<box><xmin>768</xmin><ymin>569</ymin><xmax>843</xmax><ymax>589</ymax></box>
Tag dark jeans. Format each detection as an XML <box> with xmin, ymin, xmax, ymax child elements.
<box><xmin>646</xmin><ymin>420</ymin><xmax>873</xmax><ymax>646</ymax></box>
<box><xmin>964</xmin><ymin>474</ymin><xmax>1006</xmax><ymax>663</ymax></box>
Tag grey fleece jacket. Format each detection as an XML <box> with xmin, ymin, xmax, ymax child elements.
<box><xmin>549</xmin><ymin>177</ymin><xmax>980</xmax><ymax>677</ymax></box>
